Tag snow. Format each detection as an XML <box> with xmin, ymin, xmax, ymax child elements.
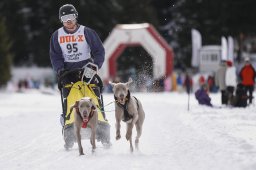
<box><xmin>0</xmin><ymin>90</ymin><xmax>256</xmax><ymax>170</ymax></box>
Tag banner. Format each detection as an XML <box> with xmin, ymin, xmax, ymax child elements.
<box><xmin>221</xmin><ymin>36</ymin><xmax>228</xmax><ymax>61</ymax></box>
<box><xmin>227</xmin><ymin>36</ymin><xmax>234</xmax><ymax>61</ymax></box>
<box><xmin>191</xmin><ymin>29</ymin><xmax>202</xmax><ymax>67</ymax></box>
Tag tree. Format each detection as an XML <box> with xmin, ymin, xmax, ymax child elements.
<box><xmin>0</xmin><ymin>0</ymin><xmax>158</xmax><ymax>67</ymax></box>
<box><xmin>153</xmin><ymin>0</ymin><xmax>256</xmax><ymax>67</ymax></box>
<box><xmin>0</xmin><ymin>0</ymin><xmax>29</xmax><ymax>66</ymax></box>
<box><xmin>0</xmin><ymin>17</ymin><xmax>12</xmax><ymax>87</ymax></box>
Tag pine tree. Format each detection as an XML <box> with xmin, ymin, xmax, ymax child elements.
<box><xmin>154</xmin><ymin>0</ymin><xmax>256</xmax><ymax>67</ymax></box>
<box><xmin>0</xmin><ymin>17</ymin><xmax>12</xmax><ymax>87</ymax></box>
<box><xmin>0</xmin><ymin>0</ymin><xmax>29</xmax><ymax>66</ymax></box>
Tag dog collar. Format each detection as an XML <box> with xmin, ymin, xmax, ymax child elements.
<box><xmin>72</xmin><ymin>101</ymin><xmax>95</xmax><ymax>128</ymax></box>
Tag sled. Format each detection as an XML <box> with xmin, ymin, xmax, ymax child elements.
<box><xmin>58</xmin><ymin>63</ymin><xmax>111</xmax><ymax>147</ymax></box>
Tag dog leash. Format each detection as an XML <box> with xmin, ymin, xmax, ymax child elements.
<box><xmin>96</xmin><ymin>100</ymin><xmax>117</xmax><ymax>113</ymax></box>
<box><xmin>103</xmin><ymin>100</ymin><xmax>117</xmax><ymax>107</ymax></box>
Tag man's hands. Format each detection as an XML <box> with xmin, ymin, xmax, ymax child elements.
<box><xmin>57</xmin><ymin>69</ymin><xmax>66</xmax><ymax>90</ymax></box>
<box><xmin>57</xmin><ymin>69</ymin><xmax>66</xmax><ymax>78</ymax></box>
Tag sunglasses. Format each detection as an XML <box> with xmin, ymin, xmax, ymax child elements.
<box><xmin>61</xmin><ymin>14</ymin><xmax>76</xmax><ymax>22</ymax></box>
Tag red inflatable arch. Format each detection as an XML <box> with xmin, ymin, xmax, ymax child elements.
<box><xmin>99</xmin><ymin>23</ymin><xmax>174</xmax><ymax>81</ymax></box>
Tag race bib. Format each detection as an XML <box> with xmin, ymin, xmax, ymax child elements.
<box><xmin>58</xmin><ymin>26</ymin><xmax>91</xmax><ymax>62</ymax></box>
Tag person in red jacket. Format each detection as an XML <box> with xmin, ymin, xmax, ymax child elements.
<box><xmin>239</xmin><ymin>57</ymin><xmax>256</xmax><ymax>104</ymax></box>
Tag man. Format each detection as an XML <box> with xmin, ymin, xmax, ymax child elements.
<box><xmin>183</xmin><ymin>72</ymin><xmax>193</xmax><ymax>94</ymax></box>
<box><xmin>49</xmin><ymin>4</ymin><xmax>105</xmax><ymax>149</ymax></box>
<box><xmin>225</xmin><ymin>60</ymin><xmax>237</xmax><ymax>105</ymax></box>
<box><xmin>215</xmin><ymin>60</ymin><xmax>227</xmax><ymax>105</ymax></box>
<box><xmin>239</xmin><ymin>57</ymin><xmax>256</xmax><ymax>104</ymax></box>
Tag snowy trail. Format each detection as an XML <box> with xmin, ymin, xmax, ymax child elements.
<box><xmin>0</xmin><ymin>91</ymin><xmax>256</xmax><ymax>170</ymax></box>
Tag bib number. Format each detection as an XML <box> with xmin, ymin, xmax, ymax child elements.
<box><xmin>66</xmin><ymin>43</ymin><xmax>78</xmax><ymax>53</ymax></box>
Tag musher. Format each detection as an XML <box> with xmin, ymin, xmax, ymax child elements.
<box><xmin>49</xmin><ymin>4</ymin><xmax>105</xmax><ymax>149</ymax></box>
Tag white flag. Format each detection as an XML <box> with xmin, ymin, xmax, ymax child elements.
<box><xmin>221</xmin><ymin>36</ymin><xmax>228</xmax><ymax>61</ymax></box>
<box><xmin>227</xmin><ymin>36</ymin><xmax>234</xmax><ymax>62</ymax></box>
<box><xmin>191</xmin><ymin>29</ymin><xmax>202</xmax><ymax>67</ymax></box>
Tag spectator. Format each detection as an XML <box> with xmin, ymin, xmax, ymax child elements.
<box><xmin>183</xmin><ymin>72</ymin><xmax>193</xmax><ymax>93</ymax></box>
<box><xmin>239</xmin><ymin>57</ymin><xmax>256</xmax><ymax>104</ymax></box>
<box><xmin>225</xmin><ymin>60</ymin><xmax>237</xmax><ymax>105</ymax></box>
<box><xmin>164</xmin><ymin>74</ymin><xmax>172</xmax><ymax>92</ymax></box>
<box><xmin>231</xmin><ymin>83</ymin><xmax>248</xmax><ymax>108</ymax></box>
<box><xmin>215</xmin><ymin>60</ymin><xmax>228</xmax><ymax>105</ymax></box>
<box><xmin>195</xmin><ymin>84</ymin><xmax>213</xmax><ymax>107</ymax></box>
<box><xmin>171</xmin><ymin>72</ymin><xmax>177</xmax><ymax>91</ymax></box>
<box><xmin>199</xmin><ymin>75</ymin><xmax>205</xmax><ymax>86</ymax></box>
<box><xmin>177</xmin><ymin>73</ymin><xmax>183</xmax><ymax>92</ymax></box>
<box><xmin>207</xmin><ymin>75</ymin><xmax>214</xmax><ymax>92</ymax></box>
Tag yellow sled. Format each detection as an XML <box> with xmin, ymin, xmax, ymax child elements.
<box><xmin>58</xmin><ymin>63</ymin><xmax>111</xmax><ymax>148</ymax></box>
<box><xmin>64</xmin><ymin>81</ymin><xmax>107</xmax><ymax>126</ymax></box>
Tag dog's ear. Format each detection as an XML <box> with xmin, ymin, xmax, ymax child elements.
<box><xmin>126</xmin><ymin>77</ymin><xmax>133</xmax><ymax>86</ymax></box>
<box><xmin>88</xmin><ymin>97</ymin><xmax>93</xmax><ymax>102</ymax></box>
<box><xmin>70</xmin><ymin>101</ymin><xmax>79</xmax><ymax>112</ymax></box>
<box><xmin>91</xmin><ymin>104</ymin><xmax>96</xmax><ymax>110</ymax></box>
<box><xmin>88</xmin><ymin>98</ymin><xmax>96</xmax><ymax>110</ymax></box>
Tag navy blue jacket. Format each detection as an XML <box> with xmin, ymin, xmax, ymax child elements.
<box><xmin>49</xmin><ymin>25</ymin><xmax>105</xmax><ymax>73</ymax></box>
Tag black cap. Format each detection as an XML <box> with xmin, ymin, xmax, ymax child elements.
<box><xmin>59</xmin><ymin>4</ymin><xmax>78</xmax><ymax>20</ymax></box>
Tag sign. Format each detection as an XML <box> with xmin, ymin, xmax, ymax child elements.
<box><xmin>199</xmin><ymin>45</ymin><xmax>222</xmax><ymax>72</ymax></box>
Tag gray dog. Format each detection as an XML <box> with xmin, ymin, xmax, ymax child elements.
<box><xmin>109</xmin><ymin>78</ymin><xmax>145</xmax><ymax>152</ymax></box>
<box><xmin>70</xmin><ymin>97</ymin><xmax>98</xmax><ymax>155</ymax></box>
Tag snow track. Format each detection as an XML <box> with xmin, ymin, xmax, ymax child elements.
<box><xmin>0</xmin><ymin>91</ymin><xmax>256</xmax><ymax>170</ymax></box>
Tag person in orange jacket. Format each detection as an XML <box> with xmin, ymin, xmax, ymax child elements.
<box><xmin>239</xmin><ymin>57</ymin><xmax>256</xmax><ymax>104</ymax></box>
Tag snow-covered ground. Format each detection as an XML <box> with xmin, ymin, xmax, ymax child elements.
<box><xmin>0</xmin><ymin>90</ymin><xmax>256</xmax><ymax>170</ymax></box>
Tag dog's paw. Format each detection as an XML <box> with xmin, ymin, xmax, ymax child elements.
<box><xmin>116</xmin><ymin>134</ymin><xmax>121</xmax><ymax>140</ymax></box>
<box><xmin>126</xmin><ymin>128</ymin><xmax>132</xmax><ymax>140</ymax></box>
<box><xmin>79</xmin><ymin>152</ymin><xmax>85</xmax><ymax>156</ymax></box>
<box><xmin>126</xmin><ymin>131</ymin><xmax>132</xmax><ymax>140</ymax></box>
<box><xmin>130</xmin><ymin>146</ymin><xmax>134</xmax><ymax>153</ymax></box>
<box><xmin>135</xmin><ymin>140</ymin><xmax>139</xmax><ymax>150</ymax></box>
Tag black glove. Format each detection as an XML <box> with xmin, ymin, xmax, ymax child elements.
<box><xmin>57</xmin><ymin>69</ymin><xmax>66</xmax><ymax>90</ymax></box>
<box><xmin>88</xmin><ymin>58</ymin><xmax>94</xmax><ymax>63</ymax></box>
<box><xmin>57</xmin><ymin>69</ymin><xmax>66</xmax><ymax>78</ymax></box>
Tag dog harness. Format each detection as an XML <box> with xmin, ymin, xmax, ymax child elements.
<box><xmin>114</xmin><ymin>90</ymin><xmax>139</xmax><ymax>122</ymax></box>
<box><xmin>70</xmin><ymin>101</ymin><xmax>95</xmax><ymax>128</ymax></box>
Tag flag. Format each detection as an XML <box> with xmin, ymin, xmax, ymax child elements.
<box><xmin>227</xmin><ymin>36</ymin><xmax>234</xmax><ymax>61</ymax></box>
<box><xmin>221</xmin><ymin>36</ymin><xmax>228</xmax><ymax>61</ymax></box>
<box><xmin>191</xmin><ymin>29</ymin><xmax>202</xmax><ymax>67</ymax></box>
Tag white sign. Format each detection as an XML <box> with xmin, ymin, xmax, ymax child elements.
<box><xmin>199</xmin><ymin>45</ymin><xmax>222</xmax><ymax>72</ymax></box>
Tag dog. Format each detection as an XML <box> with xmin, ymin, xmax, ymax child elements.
<box><xmin>70</xmin><ymin>97</ymin><xmax>98</xmax><ymax>155</ymax></box>
<box><xmin>109</xmin><ymin>78</ymin><xmax>145</xmax><ymax>152</ymax></box>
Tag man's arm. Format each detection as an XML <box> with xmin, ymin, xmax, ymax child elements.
<box><xmin>84</xmin><ymin>27</ymin><xmax>105</xmax><ymax>69</ymax></box>
<box><xmin>49</xmin><ymin>30</ymin><xmax>64</xmax><ymax>73</ymax></box>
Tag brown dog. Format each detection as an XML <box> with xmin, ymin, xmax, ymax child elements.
<box><xmin>109</xmin><ymin>78</ymin><xmax>145</xmax><ymax>152</ymax></box>
<box><xmin>70</xmin><ymin>97</ymin><xmax>98</xmax><ymax>155</ymax></box>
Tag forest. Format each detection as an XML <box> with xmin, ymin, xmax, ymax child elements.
<box><xmin>0</xmin><ymin>0</ymin><xmax>256</xmax><ymax>85</ymax></box>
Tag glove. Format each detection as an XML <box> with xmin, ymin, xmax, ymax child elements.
<box><xmin>88</xmin><ymin>58</ymin><xmax>94</xmax><ymax>64</ymax></box>
<box><xmin>57</xmin><ymin>68</ymin><xmax>65</xmax><ymax>77</ymax></box>
<box><xmin>57</xmin><ymin>69</ymin><xmax>66</xmax><ymax>90</ymax></box>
